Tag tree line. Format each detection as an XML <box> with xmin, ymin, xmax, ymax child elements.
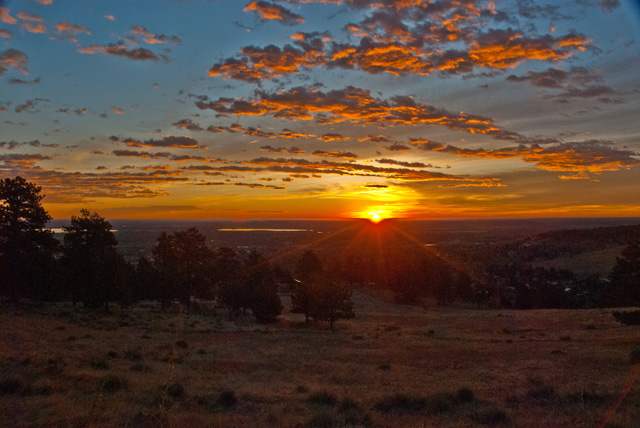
<box><xmin>2</xmin><ymin>176</ymin><xmax>638</xmax><ymax>312</ymax></box>
<box><xmin>0</xmin><ymin>177</ymin><xmax>354</xmax><ymax>327</ymax></box>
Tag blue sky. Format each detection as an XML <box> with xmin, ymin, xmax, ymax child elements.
<box><xmin>1</xmin><ymin>0</ymin><xmax>639</xmax><ymax>219</ymax></box>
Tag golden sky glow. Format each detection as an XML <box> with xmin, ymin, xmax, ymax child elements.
<box><xmin>1</xmin><ymin>0</ymin><xmax>639</xmax><ymax>220</ymax></box>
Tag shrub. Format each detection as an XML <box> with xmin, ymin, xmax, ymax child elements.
<box><xmin>374</xmin><ymin>393</ymin><xmax>427</xmax><ymax>414</ymax></box>
<box><xmin>165</xmin><ymin>382</ymin><xmax>184</xmax><ymax>399</ymax></box>
<box><xmin>217</xmin><ymin>389</ymin><xmax>237</xmax><ymax>408</ymax></box>
<box><xmin>175</xmin><ymin>339</ymin><xmax>188</xmax><ymax>349</ymax></box>
<box><xmin>613</xmin><ymin>310</ymin><xmax>640</xmax><ymax>325</ymax></box>
<box><xmin>630</xmin><ymin>348</ymin><xmax>640</xmax><ymax>364</ymax></box>
<box><xmin>308</xmin><ymin>391</ymin><xmax>338</xmax><ymax>407</ymax></box>
<box><xmin>101</xmin><ymin>374</ymin><xmax>127</xmax><ymax>393</ymax></box>
<box><xmin>304</xmin><ymin>412</ymin><xmax>339</xmax><ymax>428</ymax></box>
<box><xmin>0</xmin><ymin>377</ymin><xmax>23</xmax><ymax>395</ymax></box>
<box><xmin>471</xmin><ymin>407</ymin><xmax>508</xmax><ymax>426</ymax></box>
<box><xmin>125</xmin><ymin>349</ymin><xmax>143</xmax><ymax>362</ymax></box>
<box><xmin>90</xmin><ymin>357</ymin><xmax>109</xmax><ymax>370</ymax></box>
<box><xmin>195</xmin><ymin>389</ymin><xmax>238</xmax><ymax>412</ymax></box>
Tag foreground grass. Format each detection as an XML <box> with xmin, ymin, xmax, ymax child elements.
<box><xmin>1</xmin><ymin>294</ymin><xmax>639</xmax><ymax>427</ymax></box>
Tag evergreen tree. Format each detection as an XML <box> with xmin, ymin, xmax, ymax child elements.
<box><xmin>244</xmin><ymin>251</ymin><xmax>282</xmax><ymax>323</ymax></box>
<box><xmin>311</xmin><ymin>270</ymin><xmax>355</xmax><ymax>330</ymax></box>
<box><xmin>151</xmin><ymin>228</ymin><xmax>212</xmax><ymax>311</ymax></box>
<box><xmin>292</xmin><ymin>250</ymin><xmax>323</xmax><ymax>322</ymax></box>
<box><xmin>607</xmin><ymin>240</ymin><xmax>640</xmax><ymax>306</ymax></box>
<box><xmin>0</xmin><ymin>176</ymin><xmax>58</xmax><ymax>301</ymax></box>
<box><xmin>62</xmin><ymin>209</ymin><xmax>126</xmax><ymax>309</ymax></box>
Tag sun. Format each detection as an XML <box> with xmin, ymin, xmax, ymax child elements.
<box><xmin>367</xmin><ymin>211</ymin><xmax>384</xmax><ymax>224</ymax></box>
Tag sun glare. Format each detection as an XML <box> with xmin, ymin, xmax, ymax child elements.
<box><xmin>367</xmin><ymin>211</ymin><xmax>385</xmax><ymax>223</ymax></box>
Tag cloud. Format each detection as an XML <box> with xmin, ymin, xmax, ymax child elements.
<box><xmin>130</xmin><ymin>25</ymin><xmax>181</xmax><ymax>45</ymax></box>
<box><xmin>55</xmin><ymin>21</ymin><xmax>91</xmax><ymax>42</ymax></box>
<box><xmin>0</xmin><ymin>29</ymin><xmax>12</xmax><ymax>38</ymax></box>
<box><xmin>0</xmin><ymin>139</ymin><xmax>57</xmax><ymax>149</ymax></box>
<box><xmin>17</xmin><ymin>12</ymin><xmax>43</xmax><ymax>22</ymax></box>
<box><xmin>0</xmin><ymin>7</ymin><xmax>17</xmax><ymax>25</ymax></box>
<box><xmin>0</xmin><ymin>48</ymin><xmax>28</xmax><ymax>75</ymax></box>
<box><xmin>244</xmin><ymin>1</ymin><xmax>305</xmax><ymax>26</ymax></box>
<box><xmin>110</xmin><ymin>106</ymin><xmax>126</xmax><ymax>114</ymax></box>
<box><xmin>113</xmin><ymin>149</ymin><xmax>172</xmax><ymax>159</ymax></box>
<box><xmin>311</xmin><ymin>150</ymin><xmax>359</xmax><ymax>159</ymax></box>
<box><xmin>413</xmin><ymin>139</ymin><xmax>640</xmax><ymax>176</ymax></box>
<box><xmin>15</xmin><ymin>98</ymin><xmax>48</xmax><ymax>113</ymax></box>
<box><xmin>319</xmin><ymin>133</ymin><xmax>348</xmax><ymax>142</ymax></box>
<box><xmin>506</xmin><ymin>66</ymin><xmax>618</xmax><ymax>102</ymax></box>
<box><xmin>260</xmin><ymin>145</ymin><xmax>304</xmax><ymax>154</ymax></box>
<box><xmin>0</xmin><ymin>153</ymin><xmax>53</xmax><ymax>166</ymax></box>
<box><xmin>195</xmin><ymin>85</ymin><xmax>511</xmax><ymax>138</ymax></box>
<box><xmin>78</xmin><ymin>43</ymin><xmax>165</xmax><ymax>62</ymax></box>
<box><xmin>35</xmin><ymin>0</ymin><xmax>53</xmax><ymax>4</ymax></box>
<box><xmin>279</xmin><ymin>128</ymin><xmax>315</xmax><ymax>138</ymax></box>
<box><xmin>104</xmin><ymin>15</ymin><xmax>115</xmax><ymax>21</ymax></box>
<box><xmin>7</xmin><ymin>76</ymin><xmax>40</xmax><ymax>85</ymax></box>
<box><xmin>119</xmin><ymin>135</ymin><xmax>207</xmax><ymax>149</ymax></box>
<box><xmin>219</xmin><ymin>156</ymin><xmax>501</xmax><ymax>184</ymax></box>
<box><xmin>598</xmin><ymin>0</ymin><xmax>620</xmax><ymax>12</ymax></box>
<box><xmin>0</xmin><ymin>168</ymin><xmax>191</xmax><ymax>203</ymax></box>
<box><xmin>376</xmin><ymin>158</ymin><xmax>431</xmax><ymax>168</ymax></box>
<box><xmin>172</xmin><ymin>118</ymin><xmax>203</xmax><ymax>131</ymax></box>
<box><xmin>383</xmin><ymin>142</ymin><xmax>410</xmax><ymax>151</ymax></box>
<box><xmin>207</xmin><ymin>1</ymin><xmax>591</xmax><ymax>82</ymax></box>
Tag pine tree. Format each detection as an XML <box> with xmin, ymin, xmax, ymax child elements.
<box><xmin>0</xmin><ymin>177</ymin><xmax>57</xmax><ymax>301</ymax></box>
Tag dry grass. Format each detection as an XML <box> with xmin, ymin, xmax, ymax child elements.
<box><xmin>1</xmin><ymin>294</ymin><xmax>639</xmax><ymax>427</ymax></box>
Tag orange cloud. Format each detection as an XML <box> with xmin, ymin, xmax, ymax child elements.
<box><xmin>0</xmin><ymin>7</ymin><xmax>17</xmax><ymax>25</ymax></box>
<box><xmin>413</xmin><ymin>139</ymin><xmax>640</xmax><ymax>176</ymax></box>
<box><xmin>130</xmin><ymin>25</ymin><xmax>181</xmax><ymax>45</ymax></box>
<box><xmin>312</xmin><ymin>150</ymin><xmax>359</xmax><ymax>159</ymax></box>
<box><xmin>196</xmin><ymin>85</ymin><xmax>508</xmax><ymax>137</ymax></box>
<box><xmin>244</xmin><ymin>1</ymin><xmax>305</xmax><ymax>25</ymax></box>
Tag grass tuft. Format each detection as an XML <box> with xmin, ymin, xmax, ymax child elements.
<box><xmin>308</xmin><ymin>391</ymin><xmax>338</xmax><ymax>407</ymax></box>
<box><xmin>0</xmin><ymin>377</ymin><xmax>23</xmax><ymax>395</ymax></box>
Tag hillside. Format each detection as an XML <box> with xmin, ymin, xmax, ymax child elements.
<box><xmin>2</xmin><ymin>295</ymin><xmax>639</xmax><ymax>428</ymax></box>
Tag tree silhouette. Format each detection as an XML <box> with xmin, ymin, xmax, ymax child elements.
<box><xmin>62</xmin><ymin>209</ymin><xmax>126</xmax><ymax>309</ymax></box>
<box><xmin>243</xmin><ymin>250</ymin><xmax>282</xmax><ymax>323</ymax></box>
<box><xmin>0</xmin><ymin>176</ymin><xmax>57</xmax><ymax>302</ymax></box>
<box><xmin>292</xmin><ymin>251</ymin><xmax>354</xmax><ymax>328</ymax></box>
<box><xmin>214</xmin><ymin>247</ymin><xmax>245</xmax><ymax>318</ymax></box>
<box><xmin>292</xmin><ymin>250</ymin><xmax>324</xmax><ymax>323</ymax></box>
<box><xmin>312</xmin><ymin>269</ymin><xmax>355</xmax><ymax>330</ymax></box>
<box><xmin>607</xmin><ymin>240</ymin><xmax>640</xmax><ymax>307</ymax></box>
<box><xmin>151</xmin><ymin>227</ymin><xmax>212</xmax><ymax>311</ymax></box>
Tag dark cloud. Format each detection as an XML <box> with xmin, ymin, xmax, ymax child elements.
<box><xmin>311</xmin><ymin>150</ymin><xmax>359</xmax><ymax>159</ymax></box>
<box><xmin>376</xmin><ymin>158</ymin><xmax>430</xmax><ymax>168</ymax></box>
<box><xmin>172</xmin><ymin>118</ymin><xmax>204</xmax><ymax>131</ymax></box>
<box><xmin>383</xmin><ymin>142</ymin><xmax>410</xmax><ymax>151</ymax></box>
<box><xmin>0</xmin><ymin>48</ymin><xmax>29</xmax><ymax>75</ymax></box>
<box><xmin>120</xmin><ymin>135</ymin><xmax>207</xmax><ymax>149</ymax></box>
<box><xmin>260</xmin><ymin>145</ymin><xmax>304</xmax><ymax>154</ymax></box>
<box><xmin>78</xmin><ymin>43</ymin><xmax>166</xmax><ymax>62</ymax></box>
<box><xmin>597</xmin><ymin>0</ymin><xmax>621</xmax><ymax>12</ymax></box>
<box><xmin>7</xmin><ymin>76</ymin><xmax>41</xmax><ymax>85</ymax></box>
<box><xmin>15</xmin><ymin>98</ymin><xmax>48</xmax><ymax>113</ymax></box>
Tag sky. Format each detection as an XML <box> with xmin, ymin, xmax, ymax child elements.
<box><xmin>1</xmin><ymin>0</ymin><xmax>639</xmax><ymax>220</ymax></box>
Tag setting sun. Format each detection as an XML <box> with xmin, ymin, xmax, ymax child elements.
<box><xmin>371</xmin><ymin>212</ymin><xmax>381</xmax><ymax>223</ymax></box>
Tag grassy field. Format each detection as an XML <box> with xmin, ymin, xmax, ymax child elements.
<box><xmin>533</xmin><ymin>246</ymin><xmax>625</xmax><ymax>277</ymax></box>
<box><xmin>2</xmin><ymin>293</ymin><xmax>639</xmax><ymax>428</ymax></box>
